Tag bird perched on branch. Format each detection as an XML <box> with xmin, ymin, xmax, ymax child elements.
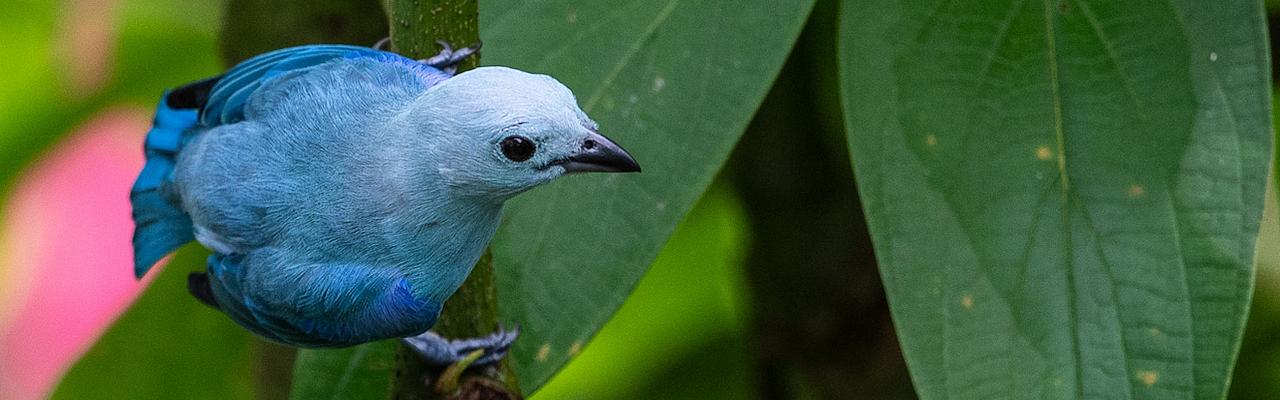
<box><xmin>129</xmin><ymin>42</ymin><xmax>640</xmax><ymax>366</ymax></box>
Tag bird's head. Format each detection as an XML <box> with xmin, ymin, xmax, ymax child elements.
<box><xmin>406</xmin><ymin>66</ymin><xmax>640</xmax><ymax>201</ymax></box>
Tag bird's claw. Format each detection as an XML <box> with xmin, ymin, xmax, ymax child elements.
<box><xmin>419</xmin><ymin>40</ymin><xmax>482</xmax><ymax>75</ymax></box>
<box><xmin>401</xmin><ymin>324</ymin><xmax>519</xmax><ymax>368</ymax></box>
<box><xmin>372</xmin><ymin>36</ymin><xmax>391</xmax><ymax>51</ymax></box>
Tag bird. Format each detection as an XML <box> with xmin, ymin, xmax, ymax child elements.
<box><xmin>129</xmin><ymin>42</ymin><xmax>641</xmax><ymax>367</ymax></box>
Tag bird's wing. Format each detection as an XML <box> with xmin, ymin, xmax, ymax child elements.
<box><xmin>132</xmin><ymin>45</ymin><xmax>449</xmax><ymax>278</ymax></box>
<box><xmin>199</xmin><ymin>44</ymin><xmax>447</xmax><ymax>127</ymax></box>
<box><xmin>205</xmin><ymin>253</ymin><xmax>441</xmax><ymax>346</ymax></box>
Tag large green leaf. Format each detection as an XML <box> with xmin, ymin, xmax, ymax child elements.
<box><xmin>288</xmin><ymin>341</ymin><xmax>397</xmax><ymax>400</ymax></box>
<box><xmin>478</xmin><ymin>0</ymin><xmax>814</xmax><ymax>393</ymax></box>
<box><xmin>841</xmin><ymin>0</ymin><xmax>1272</xmax><ymax>398</ymax></box>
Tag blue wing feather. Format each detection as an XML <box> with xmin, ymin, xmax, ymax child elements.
<box><xmin>199</xmin><ymin>44</ymin><xmax>443</xmax><ymax>126</ymax></box>
<box><xmin>206</xmin><ymin>253</ymin><xmax>440</xmax><ymax>347</ymax></box>
<box><xmin>130</xmin><ymin>97</ymin><xmax>199</xmax><ymax>277</ymax></box>
<box><xmin>201</xmin><ymin>45</ymin><xmax>385</xmax><ymax>126</ymax></box>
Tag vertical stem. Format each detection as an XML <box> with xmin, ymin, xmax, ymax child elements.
<box><xmin>388</xmin><ymin>1</ymin><xmax>519</xmax><ymax>399</ymax></box>
<box><xmin>389</xmin><ymin>0</ymin><xmax>481</xmax><ymax>71</ymax></box>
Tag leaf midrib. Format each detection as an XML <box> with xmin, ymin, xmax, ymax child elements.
<box><xmin>1038</xmin><ymin>2</ymin><xmax>1083</xmax><ymax>399</ymax></box>
<box><xmin>1038</xmin><ymin>2</ymin><xmax>1179</xmax><ymax>399</ymax></box>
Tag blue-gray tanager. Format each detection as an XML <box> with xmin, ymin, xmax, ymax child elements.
<box><xmin>129</xmin><ymin>43</ymin><xmax>640</xmax><ymax>366</ymax></box>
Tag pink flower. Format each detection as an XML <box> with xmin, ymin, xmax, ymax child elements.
<box><xmin>0</xmin><ymin>107</ymin><xmax>155</xmax><ymax>400</ymax></box>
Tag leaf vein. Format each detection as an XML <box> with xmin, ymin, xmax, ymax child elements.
<box><xmin>582</xmin><ymin>0</ymin><xmax>681</xmax><ymax>111</ymax></box>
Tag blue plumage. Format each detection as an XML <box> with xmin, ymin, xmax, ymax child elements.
<box><xmin>131</xmin><ymin>90</ymin><xmax>202</xmax><ymax>278</ymax></box>
<box><xmin>129</xmin><ymin>44</ymin><xmax>639</xmax><ymax>357</ymax></box>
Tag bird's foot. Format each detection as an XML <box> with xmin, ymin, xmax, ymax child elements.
<box><xmin>419</xmin><ymin>40</ymin><xmax>482</xmax><ymax>75</ymax></box>
<box><xmin>401</xmin><ymin>325</ymin><xmax>519</xmax><ymax>368</ymax></box>
<box><xmin>372</xmin><ymin>36</ymin><xmax>391</xmax><ymax>50</ymax></box>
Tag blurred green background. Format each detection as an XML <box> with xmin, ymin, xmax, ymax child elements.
<box><xmin>0</xmin><ymin>1</ymin><xmax>1276</xmax><ymax>399</ymax></box>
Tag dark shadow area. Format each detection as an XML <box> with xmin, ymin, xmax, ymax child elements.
<box><xmin>726</xmin><ymin>1</ymin><xmax>917</xmax><ymax>398</ymax></box>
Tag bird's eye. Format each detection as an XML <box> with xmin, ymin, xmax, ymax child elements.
<box><xmin>500</xmin><ymin>135</ymin><xmax>536</xmax><ymax>162</ymax></box>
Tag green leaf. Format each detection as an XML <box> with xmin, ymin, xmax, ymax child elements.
<box><xmin>288</xmin><ymin>341</ymin><xmax>397</xmax><ymax>400</ymax></box>
<box><xmin>534</xmin><ymin>185</ymin><xmax>752</xmax><ymax>399</ymax></box>
<box><xmin>51</xmin><ymin>247</ymin><xmax>256</xmax><ymax>400</ymax></box>
<box><xmin>479</xmin><ymin>0</ymin><xmax>814</xmax><ymax>392</ymax></box>
<box><xmin>840</xmin><ymin>0</ymin><xmax>1272</xmax><ymax>399</ymax></box>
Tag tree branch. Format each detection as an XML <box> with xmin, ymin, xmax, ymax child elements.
<box><xmin>387</xmin><ymin>1</ymin><xmax>520</xmax><ymax>399</ymax></box>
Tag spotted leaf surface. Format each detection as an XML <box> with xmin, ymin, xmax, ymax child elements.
<box><xmin>840</xmin><ymin>0</ymin><xmax>1272</xmax><ymax>398</ymax></box>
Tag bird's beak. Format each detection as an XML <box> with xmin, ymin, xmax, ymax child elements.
<box><xmin>559</xmin><ymin>131</ymin><xmax>641</xmax><ymax>174</ymax></box>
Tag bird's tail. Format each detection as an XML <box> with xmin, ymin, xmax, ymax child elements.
<box><xmin>130</xmin><ymin>77</ymin><xmax>219</xmax><ymax>278</ymax></box>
